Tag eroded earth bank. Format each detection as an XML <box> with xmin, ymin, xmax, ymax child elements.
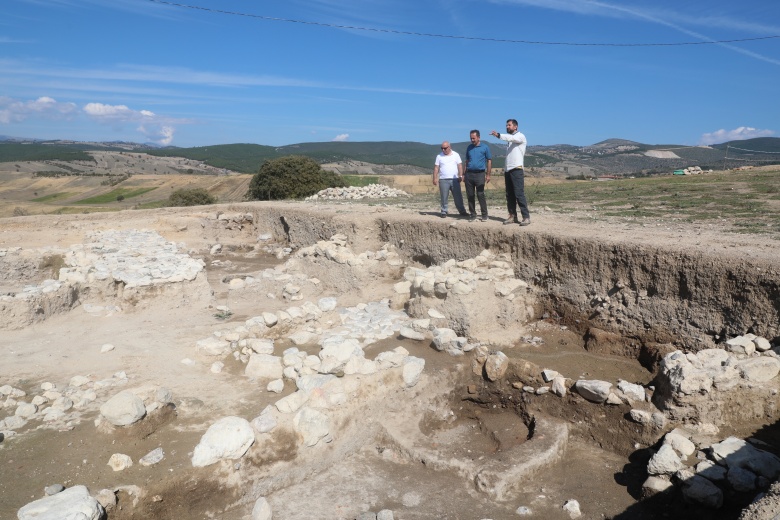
<box><xmin>1</xmin><ymin>202</ymin><xmax>779</xmax><ymax>520</ymax></box>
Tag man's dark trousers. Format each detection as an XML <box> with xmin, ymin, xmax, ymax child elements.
<box><xmin>465</xmin><ymin>170</ymin><xmax>487</xmax><ymax>218</ymax></box>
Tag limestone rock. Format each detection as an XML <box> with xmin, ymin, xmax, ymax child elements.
<box><xmin>100</xmin><ymin>390</ymin><xmax>146</xmax><ymax>426</ymax></box>
<box><xmin>107</xmin><ymin>453</ymin><xmax>133</xmax><ymax>471</ymax></box>
<box><xmin>191</xmin><ymin>416</ymin><xmax>255</xmax><ymax>467</ymax></box>
<box><xmin>245</xmin><ymin>354</ymin><xmax>284</xmax><ymax>380</ymax></box>
<box><xmin>17</xmin><ymin>485</ymin><xmax>104</xmax><ymax>520</ymax></box>
<box><xmin>737</xmin><ymin>357</ymin><xmax>780</xmax><ymax>382</ymax></box>
<box><xmin>573</xmin><ymin>380</ymin><xmax>612</xmax><ymax>403</ymax></box>
<box><xmin>647</xmin><ymin>444</ymin><xmax>683</xmax><ymax>475</ymax></box>
<box><xmin>484</xmin><ymin>351</ymin><xmax>509</xmax><ymax>381</ymax></box>
<box><xmin>251</xmin><ymin>497</ymin><xmax>273</xmax><ymax>520</ymax></box>
<box><xmin>403</xmin><ymin>356</ymin><xmax>425</xmax><ymax>388</ymax></box>
<box><xmin>293</xmin><ymin>407</ymin><xmax>330</xmax><ymax>447</ymax></box>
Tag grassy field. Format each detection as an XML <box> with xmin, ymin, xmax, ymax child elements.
<box><xmin>73</xmin><ymin>187</ymin><xmax>158</xmax><ymax>204</ymax></box>
<box><xmin>3</xmin><ymin>163</ymin><xmax>778</xmax><ymax>239</ymax></box>
<box><xmin>372</xmin><ymin>168</ymin><xmax>780</xmax><ymax>238</ymax></box>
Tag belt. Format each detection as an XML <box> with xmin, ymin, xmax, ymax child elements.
<box><xmin>507</xmin><ymin>167</ymin><xmax>524</xmax><ymax>171</ymax></box>
<box><xmin>466</xmin><ymin>169</ymin><xmax>485</xmax><ymax>173</ymax></box>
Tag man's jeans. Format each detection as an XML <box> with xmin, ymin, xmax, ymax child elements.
<box><xmin>505</xmin><ymin>168</ymin><xmax>530</xmax><ymax>220</ymax></box>
<box><xmin>465</xmin><ymin>171</ymin><xmax>487</xmax><ymax>217</ymax></box>
<box><xmin>438</xmin><ymin>178</ymin><xmax>466</xmax><ymax>214</ymax></box>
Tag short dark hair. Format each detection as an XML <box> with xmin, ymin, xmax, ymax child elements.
<box><xmin>506</xmin><ymin>119</ymin><xmax>518</xmax><ymax>126</ymax></box>
<box><xmin>470</xmin><ymin>129</ymin><xmax>480</xmax><ymax>137</ymax></box>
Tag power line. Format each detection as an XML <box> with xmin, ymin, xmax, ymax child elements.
<box><xmin>148</xmin><ymin>0</ymin><xmax>780</xmax><ymax>47</ymax></box>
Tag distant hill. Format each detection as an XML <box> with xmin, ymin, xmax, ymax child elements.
<box><xmin>1</xmin><ymin>137</ymin><xmax>778</xmax><ymax>175</ymax></box>
<box><xmin>713</xmin><ymin>137</ymin><xmax>780</xmax><ymax>154</ymax></box>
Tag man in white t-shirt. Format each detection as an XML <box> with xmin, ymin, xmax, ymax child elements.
<box><xmin>432</xmin><ymin>141</ymin><xmax>467</xmax><ymax>218</ymax></box>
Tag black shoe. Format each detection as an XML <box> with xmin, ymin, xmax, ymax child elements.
<box><xmin>469</xmin><ymin>214</ymin><xmax>477</xmax><ymax>222</ymax></box>
<box><xmin>459</xmin><ymin>212</ymin><xmax>469</xmax><ymax>217</ymax></box>
<box><xmin>440</xmin><ymin>213</ymin><xmax>447</xmax><ymax>218</ymax></box>
<box><xmin>481</xmin><ymin>216</ymin><xmax>488</xmax><ymax>222</ymax></box>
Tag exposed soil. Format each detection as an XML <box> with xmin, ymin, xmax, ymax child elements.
<box><xmin>1</xmin><ymin>202</ymin><xmax>778</xmax><ymax>519</ymax></box>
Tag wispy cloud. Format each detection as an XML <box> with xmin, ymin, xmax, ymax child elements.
<box><xmin>0</xmin><ymin>60</ymin><xmax>493</xmax><ymax>99</ymax></box>
<box><xmin>0</xmin><ymin>96</ymin><xmax>78</xmax><ymax>124</ymax></box>
<box><xmin>332</xmin><ymin>133</ymin><xmax>349</xmax><ymax>142</ymax></box>
<box><xmin>83</xmin><ymin>102</ymin><xmax>190</xmax><ymax>145</ymax></box>
<box><xmin>0</xmin><ymin>95</ymin><xmax>189</xmax><ymax>145</ymax></box>
<box><xmin>699</xmin><ymin>127</ymin><xmax>775</xmax><ymax>145</ymax></box>
<box><xmin>492</xmin><ymin>0</ymin><xmax>780</xmax><ymax>66</ymax></box>
<box><xmin>0</xmin><ymin>36</ymin><xmax>33</xmax><ymax>43</ymax></box>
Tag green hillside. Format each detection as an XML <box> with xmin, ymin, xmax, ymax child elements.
<box><xmin>0</xmin><ymin>143</ymin><xmax>94</xmax><ymax>162</ymax></box>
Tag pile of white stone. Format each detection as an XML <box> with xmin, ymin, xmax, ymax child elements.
<box><xmin>305</xmin><ymin>184</ymin><xmax>410</xmax><ymax>201</ymax></box>
<box><xmin>59</xmin><ymin>230</ymin><xmax>204</xmax><ymax>288</ymax></box>
<box><xmin>0</xmin><ymin>371</ymin><xmax>133</xmax><ymax>440</ymax></box>
<box><xmin>398</xmin><ymin>252</ymin><xmax>527</xmax><ymax>301</ymax></box>
<box><xmin>643</xmin><ymin>431</ymin><xmax>780</xmax><ymax>510</ymax></box>
<box><xmin>295</xmin><ymin>234</ymin><xmax>404</xmax><ymax>267</ymax></box>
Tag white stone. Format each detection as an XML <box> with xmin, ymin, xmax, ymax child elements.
<box><xmin>247</xmin><ymin>338</ymin><xmax>275</xmax><ymax>354</ymax></box>
<box><xmin>267</xmin><ymin>379</ymin><xmax>284</xmax><ymax>393</ymax></box>
<box><xmin>15</xmin><ymin>402</ymin><xmax>37</xmax><ymax>418</ymax></box>
<box><xmin>139</xmin><ymin>447</ymin><xmax>164</xmax><ymax>466</ymax></box>
<box><xmin>263</xmin><ymin>312</ymin><xmax>278</xmax><ymax>327</ymax></box>
<box><xmin>100</xmin><ymin>390</ymin><xmax>146</xmax><ymax>426</ymax></box>
<box><xmin>738</xmin><ymin>357</ymin><xmax>780</xmax><ymax>382</ymax></box>
<box><xmin>402</xmin><ymin>357</ymin><xmax>425</xmax><ymax>388</ymax></box>
<box><xmin>251</xmin><ymin>497</ymin><xmax>273</xmax><ymax>520</ymax></box>
<box><xmin>726</xmin><ymin>336</ymin><xmax>756</xmax><ymax>356</ymax></box>
<box><xmin>100</xmin><ymin>343</ymin><xmax>115</xmax><ymax>353</ymax></box>
<box><xmin>551</xmin><ymin>377</ymin><xmax>567</xmax><ymax>397</ymax></box>
<box><xmin>196</xmin><ymin>336</ymin><xmax>231</xmax><ymax>356</ymax></box>
<box><xmin>252</xmin><ymin>409</ymin><xmax>278</xmax><ymax>434</ymax></box>
<box><xmin>647</xmin><ymin>444</ymin><xmax>683</xmax><ymax>475</ymax></box>
<box><xmin>485</xmin><ymin>352</ymin><xmax>509</xmax><ymax>381</ymax></box>
<box><xmin>541</xmin><ymin>369</ymin><xmax>560</xmax><ymax>383</ymax></box>
<box><xmin>574</xmin><ymin>380</ymin><xmax>612</xmax><ymax>403</ymax></box>
<box><xmin>17</xmin><ymin>485</ymin><xmax>103</xmax><ymax>520</ymax></box>
<box><xmin>562</xmin><ymin>499</ymin><xmax>581</xmax><ymax>519</ymax></box>
<box><xmin>754</xmin><ymin>337</ymin><xmax>772</xmax><ymax>352</ymax></box>
<box><xmin>617</xmin><ymin>381</ymin><xmax>646</xmax><ymax>402</ymax></box>
<box><xmin>191</xmin><ymin>416</ymin><xmax>255</xmax><ymax>467</ymax></box>
<box><xmin>245</xmin><ymin>354</ymin><xmax>284</xmax><ymax>380</ymax></box>
<box><xmin>108</xmin><ymin>453</ymin><xmax>133</xmax><ymax>471</ymax></box>
<box><xmin>293</xmin><ymin>407</ymin><xmax>330</xmax><ymax>447</ymax></box>
<box><xmin>399</xmin><ymin>326</ymin><xmax>425</xmax><ymax>341</ymax></box>
<box><xmin>275</xmin><ymin>391</ymin><xmax>310</xmax><ymax>414</ymax></box>
<box><xmin>664</xmin><ymin>431</ymin><xmax>696</xmax><ymax>457</ymax></box>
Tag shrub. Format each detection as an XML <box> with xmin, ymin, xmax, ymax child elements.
<box><xmin>116</xmin><ymin>195</ymin><xmax>125</xmax><ymax>202</ymax></box>
<box><xmin>168</xmin><ymin>188</ymin><xmax>217</xmax><ymax>207</ymax></box>
<box><xmin>246</xmin><ymin>155</ymin><xmax>345</xmax><ymax>201</ymax></box>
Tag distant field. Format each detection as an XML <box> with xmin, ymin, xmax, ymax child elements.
<box><xmin>73</xmin><ymin>187</ymin><xmax>158</xmax><ymax>204</ymax></box>
<box><xmin>31</xmin><ymin>192</ymin><xmax>74</xmax><ymax>203</ymax></box>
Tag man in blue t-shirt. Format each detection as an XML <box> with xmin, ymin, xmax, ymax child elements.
<box><xmin>463</xmin><ymin>130</ymin><xmax>492</xmax><ymax>222</ymax></box>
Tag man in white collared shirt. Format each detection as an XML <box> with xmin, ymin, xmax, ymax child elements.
<box><xmin>432</xmin><ymin>141</ymin><xmax>467</xmax><ymax>218</ymax></box>
<box><xmin>491</xmin><ymin>119</ymin><xmax>531</xmax><ymax>226</ymax></box>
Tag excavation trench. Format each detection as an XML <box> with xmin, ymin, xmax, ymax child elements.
<box><xmin>1</xmin><ymin>203</ymin><xmax>779</xmax><ymax>520</ymax></box>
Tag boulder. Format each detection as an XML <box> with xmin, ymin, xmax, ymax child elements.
<box><xmin>99</xmin><ymin>390</ymin><xmax>146</xmax><ymax>426</ymax></box>
<box><xmin>573</xmin><ymin>380</ymin><xmax>612</xmax><ymax>403</ymax></box>
<box><xmin>17</xmin><ymin>485</ymin><xmax>104</xmax><ymax>520</ymax></box>
<box><xmin>191</xmin><ymin>416</ymin><xmax>255</xmax><ymax>467</ymax></box>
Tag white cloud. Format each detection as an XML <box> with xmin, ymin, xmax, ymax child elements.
<box><xmin>699</xmin><ymin>127</ymin><xmax>775</xmax><ymax>145</ymax></box>
<box><xmin>0</xmin><ymin>96</ymin><xmax>78</xmax><ymax>124</ymax></box>
<box><xmin>83</xmin><ymin>102</ymin><xmax>184</xmax><ymax>145</ymax></box>
<box><xmin>138</xmin><ymin>124</ymin><xmax>175</xmax><ymax>146</ymax></box>
<box><xmin>332</xmin><ymin>133</ymin><xmax>349</xmax><ymax>142</ymax></box>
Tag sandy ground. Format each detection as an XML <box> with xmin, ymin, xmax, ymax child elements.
<box><xmin>1</xmin><ymin>201</ymin><xmax>778</xmax><ymax>519</ymax></box>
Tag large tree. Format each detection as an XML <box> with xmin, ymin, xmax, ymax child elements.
<box><xmin>246</xmin><ymin>155</ymin><xmax>345</xmax><ymax>200</ymax></box>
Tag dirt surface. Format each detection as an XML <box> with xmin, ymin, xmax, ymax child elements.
<box><xmin>1</xmin><ymin>201</ymin><xmax>778</xmax><ymax>519</ymax></box>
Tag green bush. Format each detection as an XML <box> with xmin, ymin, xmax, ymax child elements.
<box><xmin>246</xmin><ymin>155</ymin><xmax>345</xmax><ymax>201</ymax></box>
<box><xmin>168</xmin><ymin>188</ymin><xmax>217</xmax><ymax>207</ymax></box>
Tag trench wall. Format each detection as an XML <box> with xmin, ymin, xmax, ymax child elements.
<box><xmin>243</xmin><ymin>204</ymin><xmax>780</xmax><ymax>353</ymax></box>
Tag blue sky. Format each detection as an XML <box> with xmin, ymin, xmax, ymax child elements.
<box><xmin>2</xmin><ymin>0</ymin><xmax>778</xmax><ymax>148</ymax></box>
